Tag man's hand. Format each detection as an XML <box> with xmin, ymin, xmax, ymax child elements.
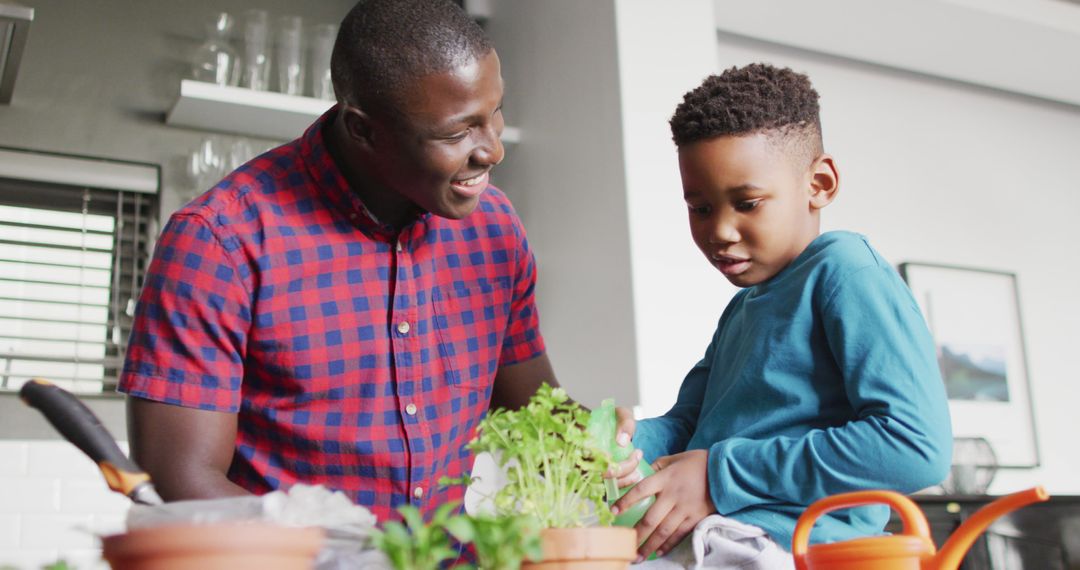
<box><xmin>610</xmin><ymin>449</ymin><xmax>715</xmax><ymax>561</ymax></box>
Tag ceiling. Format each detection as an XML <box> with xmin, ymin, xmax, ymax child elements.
<box><xmin>714</xmin><ymin>0</ymin><xmax>1080</xmax><ymax>108</ymax></box>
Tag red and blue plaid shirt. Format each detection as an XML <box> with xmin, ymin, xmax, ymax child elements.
<box><xmin>119</xmin><ymin>109</ymin><xmax>546</xmax><ymax>520</ymax></box>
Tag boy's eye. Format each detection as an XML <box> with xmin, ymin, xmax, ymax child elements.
<box><xmin>734</xmin><ymin>199</ymin><xmax>761</xmax><ymax>213</ymax></box>
<box><xmin>687</xmin><ymin>204</ymin><xmax>711</xmax><ymax>216</ymax></box>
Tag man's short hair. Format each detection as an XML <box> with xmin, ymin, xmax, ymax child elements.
<box><xmin>669</xmin><ymin>63</ymin><xmax>823</xmax><ymax>163</ymax></box>
<box><xmin>331</xmin><ymin>0</ymin><xmax>493</xmax><ymax>109</ymax></box>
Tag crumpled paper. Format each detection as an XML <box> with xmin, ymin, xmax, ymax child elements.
<box><xmin>124</xmin><ymin>484</ymin><xmax>391</xmax><ymax>570</ymax></box>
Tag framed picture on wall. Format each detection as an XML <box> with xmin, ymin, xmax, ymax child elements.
<box><xmin>899</xmin><ymin>262</ymin><xmax>1040</xmax><ymax>468</ymax></box>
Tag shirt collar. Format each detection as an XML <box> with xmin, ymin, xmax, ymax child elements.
<box><xmin>300</xmin><ymin>105</ymin><xmax>416</xmax><ymax>239</ymax></box>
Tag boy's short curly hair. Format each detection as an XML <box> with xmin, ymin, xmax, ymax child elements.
<box><xmin>669</xmin><ymin>63</ymin><xmax>823</xmax><ymax>160</ymax></box>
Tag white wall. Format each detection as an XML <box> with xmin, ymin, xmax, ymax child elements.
<box><xmin>613</xmin><ymin>1</ymin><xmax>734</xmax><ymax>417</ymax></box>
<box><xmin>0</xmin><ymin>441</ymin><xmax>127</xmax><ymax>569</ymax></box>
<box><xmin>711</xmin><ymin>0</ymin><xmax>1080</xmax><ymax>107</ymax></box>
<box><xmin>484</xmin><ymin>1</ymin><xmax>639</xmax><ymax>408</ymax></box>
<box><xmin>612</xmin><ymin>1</ymin><xmax>1080</xmax><ymax>494</ymax></box>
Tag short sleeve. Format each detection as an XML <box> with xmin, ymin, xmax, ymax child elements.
<box><xmin>497</xmin><ymin>212</ymin><xmax>546</xmax><ymax>366</ymax></box>
<box><xmin>118</xmin><ymin>213</ymin><xmax>252</xmax><ymax>412</ymax></box>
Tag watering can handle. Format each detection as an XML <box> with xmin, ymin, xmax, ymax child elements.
<box><xmin>791</xmin><ymin>490</ymin><xmax>933</xmax><ymax>570</ymax></box>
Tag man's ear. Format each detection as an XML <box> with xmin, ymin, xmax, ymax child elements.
<box><xmin>341</xmin><ymin>105</ymin><xmax>376</xmax><ymax>150</ymax></box>
<box><xmin>808</xmin><ymin>154</ymin><xmax>839</xmax><ymax>210</ymax></box>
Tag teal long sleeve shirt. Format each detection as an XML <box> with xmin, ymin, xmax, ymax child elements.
<box><xmin>633</xmin><ymin>231</ymin><xmax>952</xmax><ymax>550</ymax></box>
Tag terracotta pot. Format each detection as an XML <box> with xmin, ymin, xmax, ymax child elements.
<box><xmin>101</xmin><ymin>523</ymin><xmax>324</xmax><ymax>570</ymax></box>
<box><xmin>522</xmin><ymin>527</ymin><xmax>637</xmax><ymax>570</ymax></box>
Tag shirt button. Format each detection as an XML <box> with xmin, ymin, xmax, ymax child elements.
<box><xmin>413</xmin><ymin>486</ymin><xmax>424</xmax><ymax>500</ymax></box>
<box><xmin>405</xmin><ymin>403</ymin><xmax>417</xmax><ymax>416</ymax></box>
<box><xmin>397</xmin><ymin>321</ymin><xmax>410</xmax><ymax>335</ymax></box>
<box><xmin>396</xmin><ymin>240</ymin><xmax>403</xmax><ymax>252</ymax></box>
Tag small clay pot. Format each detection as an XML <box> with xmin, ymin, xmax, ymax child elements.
<box><xmin>101</xmin><ymin>523</ymin><xmax>324</xmax><ymax>570</ymax></box>
<box><xmin>522</xmin><ymin>527</ymin><xmax>637</xmax><ymax>570</ymax></box>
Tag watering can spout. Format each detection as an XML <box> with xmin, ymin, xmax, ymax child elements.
<box><xmin>793</xmin><ymin>486</ymin><xmax>1050</xmax><ymax>570</ymax></box>
<box><xmin>932</xmin><ymin>486</ymin><xmax>1048</xmax><ymax>569</ymax></box>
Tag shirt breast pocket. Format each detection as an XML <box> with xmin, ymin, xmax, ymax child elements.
<box><xmin>432</xmin><ymin>278</ymin><xmax>511</xmax><ymax>391</ymax></box>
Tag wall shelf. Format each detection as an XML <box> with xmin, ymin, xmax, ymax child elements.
<box><xmin>166</xmin><ymin>79</ymin><xmax>521</xmax><ymax>143</ymax></box>
<box><xmin>167</xmin><ymin>80</ymin><xmax>329</xmax><ymax>140</ymax></box>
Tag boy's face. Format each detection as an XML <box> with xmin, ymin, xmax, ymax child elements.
<box><xmin>679</xmin><ymin>132</ymin><xmax>836</xmax><ymax>288</ymax></box>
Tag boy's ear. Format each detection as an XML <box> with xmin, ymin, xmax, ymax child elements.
<box><xmin>808</xmin><ymin>154</ymin><xmax>839</xmax><ymax>210</ymax></box>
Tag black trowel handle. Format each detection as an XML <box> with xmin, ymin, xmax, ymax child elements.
<box><xmin>19</xmin><ymin>378</ymin><xmax>163</xmax><ymax>505</ymax></box>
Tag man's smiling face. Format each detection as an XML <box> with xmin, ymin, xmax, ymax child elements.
<box><xmin>361</xmin><ymin>49</ymin><xmax>506</xmax><ymax>221</ymax></box>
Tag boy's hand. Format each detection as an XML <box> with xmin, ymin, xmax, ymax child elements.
<box><xmin>611</xmin><ymin>449</ymin><xmax>715</xmax><ymax>561</ymax></box>
<box><xmin>606</xmin><ymin>406</ymin><xmax>642</xmax><ymax>488</ymax></box>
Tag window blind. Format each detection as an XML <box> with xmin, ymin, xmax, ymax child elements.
<box><xmin>0</xmin><ymin>152</ymin><xmax>158</xmax><ymax>395</ymax></box>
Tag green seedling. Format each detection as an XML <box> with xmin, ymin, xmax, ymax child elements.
<box><xmin>445</xmin><ymin>513</ymin><xmax>542</xmax><ymax>570</ymax></box>
<box><xmin>373</xmin><ymin>502</ymin><xmax>461</xmax><ymax>570</ymax></box>
<box><xmin>373</xmin><ymin>501</ymin><xmax>541</xmax><ymax>570</ymax></box>
<box><xmin>466</xmin><ymin>383</ymin><xmax>614</xmax><ymax>528</ymax></box>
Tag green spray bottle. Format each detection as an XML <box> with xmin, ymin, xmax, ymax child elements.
<box><xmin>586</xmin><ymin>399</ymin><xmax>655</xmax><ymax>528</ymax></box>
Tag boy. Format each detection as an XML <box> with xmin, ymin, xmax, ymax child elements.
<box><xmin>610</xmin><ymin>63</ymin><xmax>952</xmax><ymax>567</ymax></box>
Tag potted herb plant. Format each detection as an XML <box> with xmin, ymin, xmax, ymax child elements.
<box><xmin>376</xmin><ymin>384</ymin><xmax>638</xmax><ymax>569</ymax></box>
<box><xmin>446</xmin><ymin>512</ymin><xmax>543</xmax><ymax>569</ymax></box>
<box><xmin>464</xmin><ymin>383</ymin><xmax>637</xmax><ymax>569</ymax></box>
<box><xmin>374</xmin><ymin>503</ymin><xmax>462</xmax><ymax>570</ymax></box>
<box><xmin>374</xmin><ymin>502</ymin><xmax>541</xmax><ymax>570</ymax></box>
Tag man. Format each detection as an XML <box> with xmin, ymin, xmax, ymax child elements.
<box><xmin>120</xmin><ymin>0</ymin><xmax>559</xmax><ymax>520</ymax></box>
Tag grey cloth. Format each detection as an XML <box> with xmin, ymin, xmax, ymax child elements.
<box><xmin>633</xmin><ymin>514</ymin><xmax>794</xmax><ymax>570</ymax></box>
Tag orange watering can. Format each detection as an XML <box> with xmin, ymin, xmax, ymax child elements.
<box><xmin>791</xmin><ymin>486</ymin><xmax>1048</xmax><ymax>570</ymax></box>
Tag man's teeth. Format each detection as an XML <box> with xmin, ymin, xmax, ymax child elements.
<box><xmin>454</xmin><ymin>173</ymin><xmax>485</xmax><ymax>187</ymax></box>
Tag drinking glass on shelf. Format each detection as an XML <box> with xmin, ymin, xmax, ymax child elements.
<box><xmin>310</xmin><ymin>23</ymin><xmax>338</xmax><ymax>100</ymax></box>
<box><xmin>181</xmin><ymin>138</ymin><xmax>261</xmax><ymax>203</ymax></box>
<box><xmin>240</xmin><ymin>9</ymin><xmax>270</xmax><ymax>91</ymax></box>
<box><xmin>226</xmin><ymin>139</ymin><xmax>256</xmax><ymax>172</ymax></box>
<box><xmin>275</xmin><ymin>15</ymin><xmax>305</xmax><ymax>96</ymax></box>
<box><xmin>191</xmin><ymin>12</ymin><xmax>239</xmax><ymax>86</ymax></box>
<box><xmin>190</xmin><ymin>137</ymin><xmax>227</xmax><ymax>189</ymax></box>
<box><xmin>180</xmin><ymin>136</ymin><xmax>224</xmax><ymax>203</ymax></box>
